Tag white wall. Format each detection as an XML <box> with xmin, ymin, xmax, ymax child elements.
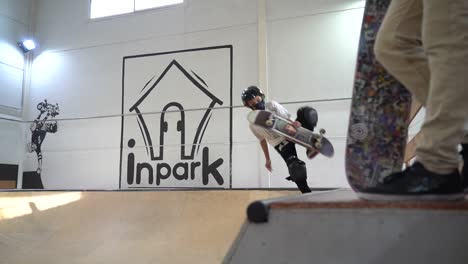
<box><xmin>23</xmin><ymin>0</ymin><xmax>364</xmax><ymax>189</ymax></box>
<box><xmin>0</xmin><ymin>117</ymin><xmax>24</xmax><ymax>168</ymax></box>
<box><xmin>230</xmin><ymin>0</ymin><xmax>365</xmax><ymax>190</ymax></box>
<box><xmin>262</xmin><ymin>0</ymin><xmax>364</xmax><ymax>188</ymax></box>
<box><xmin>0</xmin><ymin>0</ymin><xmax>33</xmax><ymax>116</ymax></box>
<box><xmin>27</xmin><ymin>0</ymin><xmax>258</xmax><ymax>189</ymax></box>
<box><xmin>0</xmin><ymin>0</ymin><xmax>32</xmax><ymax>172</ymax></box>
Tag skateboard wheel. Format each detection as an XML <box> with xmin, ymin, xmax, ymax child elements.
<box><xmin>265</xmin><ymin>120</ymin><xmax>273</xmax><ymax>126</ymax></box>
<box><xmin>319</xmin><ymin>128</ymin><xmax>325</xmax><ymax>134</ymax></box>
<box><xmin>315</xmin><ymin>142</ymin><xmax>322</xmax><ymax>149</ymax></box>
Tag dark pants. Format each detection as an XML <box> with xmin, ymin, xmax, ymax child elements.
<box><xmin>274</xmin><ymin>140</ymin><xmax>311</xmax><ymax>193</ymax></box>
<box><xmin>272</xmin><ymin>106</ymin><xmax>317</xmax><ymax>193</ymax></box>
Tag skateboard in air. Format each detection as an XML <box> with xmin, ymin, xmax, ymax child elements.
<box><xmin>248</xmin><ymin>110</ymin><xmax>334</xmax><ymax>158</ymax></box>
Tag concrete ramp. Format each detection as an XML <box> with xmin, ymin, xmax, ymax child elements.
<box><xmin>224</xmin><ymin>189</ymin><xmax>468</xmax><ymax>264</ymax></box>
<box><xmin>0</xmin><ymin>190</ymin><xmax>295</xmax><ymax>264</ymax></box>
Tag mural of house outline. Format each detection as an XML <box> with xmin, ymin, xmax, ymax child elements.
<box><xmin>129</xmin><ymin>59</ymin><xmax>223</xmax><ymax>161</ymax></box>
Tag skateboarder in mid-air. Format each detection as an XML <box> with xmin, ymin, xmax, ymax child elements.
<box><xmin>241</xmin><ymin>85</ymin><xmax>318</xmax><ymax>193</ymax></box>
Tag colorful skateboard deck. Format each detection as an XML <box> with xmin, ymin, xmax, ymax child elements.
<box><xmin>345</xmin><ymin>0</ymin><xmax>412</xmax><ymax>193</ymax></box>
<box><xmin>248</xmin><ymin>110</ymin><xmax>334</xmax><ymax>158</ymax></box>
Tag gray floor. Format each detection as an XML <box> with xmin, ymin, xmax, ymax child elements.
<box><xmin>225</xmin><ymin>189</ymin><xmax>468</xmax><ymax>264</ymax></box>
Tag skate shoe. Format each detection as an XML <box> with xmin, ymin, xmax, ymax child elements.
<box><xmin>358</xmin><ymin>162</ymin><xmax>463</xmax><ymax>201</ymax></box>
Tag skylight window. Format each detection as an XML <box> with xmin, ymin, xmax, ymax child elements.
<box><xmin>135</xmin><ymin>0</ymin><xmax>183</xmax><ymax>11</ymax></box>
<box><xmin>90</xmin><ymin>0</ymin><xmax>183</xmax><ymax>19</ymax></box>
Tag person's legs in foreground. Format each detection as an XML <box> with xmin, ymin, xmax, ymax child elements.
<box><xmin>366</xmin><ymin>0</ymin><xmax>468</xmax><ymax>200</ymax></box>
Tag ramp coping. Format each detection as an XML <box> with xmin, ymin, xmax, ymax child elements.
<box><xmin>247</xmin><ymin>189</ymin><xmax>468</xmax><ymax>223</ymax></box>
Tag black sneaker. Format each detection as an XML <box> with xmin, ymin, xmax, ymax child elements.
<box><xmin>461</xmin><ymin>144</ymin><xmax>468</xmax><ymax>191</ymax></box>
<box><xmin>358</xmin><ymin>162</ymin><xmax>464</xmax><ymax>201</ymax></box>
<box><xmin>285</xmin><ymin>176</ymin><xmax>311</xmax><ymax>193</ymax></box>
<box><xmin>296</xmin><ymin>180</ymin><xmax>312</xmax><ymax>193</ymax></box>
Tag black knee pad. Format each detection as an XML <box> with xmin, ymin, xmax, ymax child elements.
<box><xmin>297</xmin><ymin>106</ymin><xmax>318</xmax><ymax>131</ymax></box>
<box><xmin>288</xmin><ymin>160</ymin><xmax>307</xmax><ymax>182</ymax></box>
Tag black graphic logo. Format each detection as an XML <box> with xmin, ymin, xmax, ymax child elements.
<box><xmin>120</xmin><ymin>46</ymin><xmax>232</xmax><ymax>189</ymax></box>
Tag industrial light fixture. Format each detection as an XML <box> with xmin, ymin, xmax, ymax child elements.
<box><xmin>18</xmin><ymin>39</ymin><xmax>36</xmax><ymax>53</ymax></box>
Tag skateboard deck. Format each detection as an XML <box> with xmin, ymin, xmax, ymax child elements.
<box><xmin>248</xmin><ymin>110</ymin><xmax>334</xmax><ymax>158</ymax></box>
<box><xmin>345</xmin><ymin>0</ymin><xmax>412</xmax><ymax>193</ymax></box>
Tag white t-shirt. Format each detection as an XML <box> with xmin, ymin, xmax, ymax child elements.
<box><xmin>249</xmin><ymin>100</ymin><xmax>292</xmax><ymax>147</ymax></box>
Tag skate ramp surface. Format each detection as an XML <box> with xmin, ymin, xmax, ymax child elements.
<box><xmin>0</xmin><ymin>190</ymin><xmax>295</xmax><ymax>264</ymax></box>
